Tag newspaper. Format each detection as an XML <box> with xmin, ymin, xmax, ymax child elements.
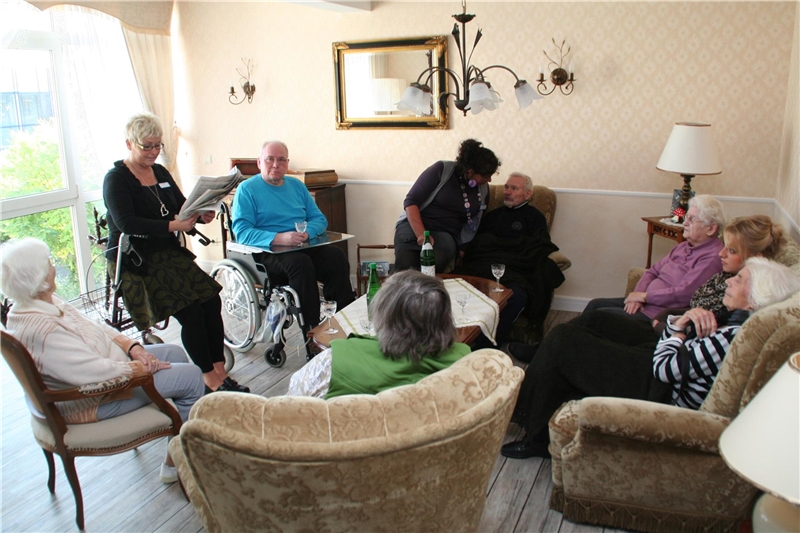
<box><xmin>177</xmin><ymin>167</ymin><xmax>245</xmax><ymax>221</ymax></box>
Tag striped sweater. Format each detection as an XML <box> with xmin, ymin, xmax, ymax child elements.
<box><xmin>5</xmin><ymin>297</ymin><xmax>137</xmax><ymax>423</ymax></box>
<box><xmin>652</xmin><ymin>309</ymin><xmax>749</xmax><ymax>409</ymax></box>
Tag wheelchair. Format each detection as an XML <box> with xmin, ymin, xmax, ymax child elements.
<box><xmin>86</xmin><ymin>208</ymin><xmax>235</xmax><ymax>371</ymax></box>
<box><xmin>210</xmin><ymin>202</ymin><xmax>313</xmax><ymax>368</ymax></box>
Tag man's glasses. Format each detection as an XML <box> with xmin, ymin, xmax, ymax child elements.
<box><xmin>133</xmin><ymin>141</ymin><xmax>165</xmax><ymax>152</ymax></box>
<box><xmin>263</xmin><ymin>156</ymin><xmax>289</xmax><ymax>165</ymax></box>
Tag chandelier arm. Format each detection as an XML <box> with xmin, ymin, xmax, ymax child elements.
<box><xmin>559</xmin><ymin>82</ymin><xmax>574</xmax><ymax>96</ymax></box>
<box><xmin>479</xmin><ymin>64</ymin><xmax>522</xmax><ymax>82</ymax></box>
<box><xmin>419</xmin><ymin>66</ymin><xmax>464</xmax><ymax>100</ymax></box>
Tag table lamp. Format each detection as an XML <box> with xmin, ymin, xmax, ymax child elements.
<box><xmin>719</xmin><ymin>352</ymin><xmax>800</xmax><ymax>532</ymax></box>
<box><xmin>656</xmin><ymin>122</ymin><xmax>722</xmax><ymax>219</ymax></box>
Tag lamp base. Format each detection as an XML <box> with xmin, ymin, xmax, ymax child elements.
<box><xmin>677</xmin><ymin>173</ymin><xmax>695</xmax><ymax>215</ymax></box>
<box><xmin>752</xmin><ymin>493</ymin><xmax>800</xmax><ymax>533</ymax></box>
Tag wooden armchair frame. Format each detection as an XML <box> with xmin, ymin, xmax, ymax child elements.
<box><xmin>0</xmin><ymin>331</ymin><xmax>182</xmax><ymax>530</ymax></box>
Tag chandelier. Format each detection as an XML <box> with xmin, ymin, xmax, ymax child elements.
<box><xmin>396</xmin><ymin>0</ymin><xmax>541</xmax><ymax>116</ymax></box>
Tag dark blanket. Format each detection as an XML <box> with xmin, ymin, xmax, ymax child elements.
<box><xmin>453</xmin><ymin>228</ymin><xmax>565</xmax><ymax>322</ymax></box>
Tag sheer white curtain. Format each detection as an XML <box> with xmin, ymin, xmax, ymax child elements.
<box><xmin>122</xmin><ymin>25</ymin><xmax>179</xmax><ymax>184</ymax></box>
<box><xmin>49</xmin><ymin>5</ymin><xmax>143</xmax><ymax>192</ymax></box>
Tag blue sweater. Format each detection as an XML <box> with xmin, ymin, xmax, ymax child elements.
<box><xmin>231</xmin><ymin>175</ymin><xmax>327</xmax><ymax>248</ymax></box>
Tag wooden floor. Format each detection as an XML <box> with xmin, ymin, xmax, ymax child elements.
<box><xmin>0</xmin><ymin>309</ymin><xmax>622</xmax><ymax>533</ymax></box>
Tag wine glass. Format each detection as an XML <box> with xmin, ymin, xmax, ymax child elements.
<box><xmin>491</xmin><ymin>263</ymin><xmax>506</xmax><ymax>292</ymax></box>
<box><xmin>321</xmin><ymin>300</ymin><xmax>338</xmax><ymax>334</ymax></box>
<box><xmin>455</xmin><ymin>292</ymin><xmax>471</xmax><ymax>317</ymax></box>
<box><xmin>295</xmin><ymin>220</ymin><xmax>308</xmax><ymax>233</ymax></box>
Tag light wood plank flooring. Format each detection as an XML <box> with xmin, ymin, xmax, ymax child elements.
<box><xmin>1</xmin><ymin>310</ymin><xmax>621</xmax><ymax>532</ymax></box>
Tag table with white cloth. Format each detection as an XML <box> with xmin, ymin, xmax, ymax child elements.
<box><xmin>309</xmin><ymin>274</ymin><xmax>512</xmax><ymax>349</ymax></box>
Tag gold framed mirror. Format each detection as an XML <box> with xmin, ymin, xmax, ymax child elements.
<box><xmin>333</xmin><ymin>36</ymin><xmax>448</xmax><ymax>130</ymax></box>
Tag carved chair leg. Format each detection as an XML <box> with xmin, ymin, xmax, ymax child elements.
<box><xmin>42</xmin><ymin>449</ymin><xmax>56</xmax><ymax>493</ymax></box>
<box><xmin>60</xmin><ymin>455</ymin><xmax>85</xmax><ymax>531</ymax></box>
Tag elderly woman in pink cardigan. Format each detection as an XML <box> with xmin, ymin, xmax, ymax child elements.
<box><xmin>584</xmin><ymin>195</ymin><xmax>726</xmax><ymax>321</ymax></box>
<box><xmin>1</xmin><ymin>238</ymin><xmax>204</xmax><ymax>484</ymax></box>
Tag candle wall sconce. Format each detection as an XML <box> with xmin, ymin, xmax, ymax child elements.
<box><xmin>229</xmin><ymin>58</ymin><xmax>256</xmax><ymax>105</ymax></box>
<box><xmin>537</xmin><ymin>39</ymin><xmax>575</xmax><ymax>96</ymax></box>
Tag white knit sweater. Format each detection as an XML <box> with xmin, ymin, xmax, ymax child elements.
<box><xmin>5</xmin><ymin>297</ymin><xmax>137</xmax><ymax>423</ymax></box>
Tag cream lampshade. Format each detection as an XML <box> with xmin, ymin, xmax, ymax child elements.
<box><xmin>656</xmin><ymin>122</ymin><xmax>722</xmax><ymax>218</ymax></box>
<box><xmin>719</xmin><ymin>352</ymin><xmax>800</xmax><ymax>532</ymax></box>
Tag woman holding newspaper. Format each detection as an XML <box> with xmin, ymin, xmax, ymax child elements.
<box><xmin>102</xmin><ymin>112</ymin><xmax>249</xmax><ymax>393</ymax></box>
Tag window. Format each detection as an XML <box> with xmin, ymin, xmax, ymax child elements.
<box><xmin>1</xmin><ymin>2</ymin><xmax>143</xmax><ymax>300</ymax></box>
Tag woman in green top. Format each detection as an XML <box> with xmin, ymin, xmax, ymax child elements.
<box><xmin>288</xmin><ymin>270</ymin><xmax>471</xmax><ymax>398</ymax></box>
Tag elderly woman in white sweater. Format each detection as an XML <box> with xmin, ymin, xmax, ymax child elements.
<box><xmin>1</xmin><ymin>238</ymin><xmax>204</xmax><ymax>483</ymax></box>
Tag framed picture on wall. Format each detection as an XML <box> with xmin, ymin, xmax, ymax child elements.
<box><xmin>670</xmin><ymin>189</ymin><xmax>695</xmax><ymax>213</ymax></box>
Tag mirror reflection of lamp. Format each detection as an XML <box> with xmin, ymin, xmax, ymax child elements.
<box><xmin>656</xmin><ymin>122</ymin><xmax>722</xmax><ymax>220</ymax></box>
<box><xmin>719</xmin><ymin>353</ymin><xmax>800</xmax><ymax>533</ymax></box>
<box><xmin>372</xmin><ymin>78</ymin><xmax>408</xmax><ymax>115</ymax></box>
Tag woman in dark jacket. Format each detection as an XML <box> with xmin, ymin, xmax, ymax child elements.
<box><xmin>103</xmin><ymin>112</ymin><xmax>247</xmax><ymax>393</ymax></box>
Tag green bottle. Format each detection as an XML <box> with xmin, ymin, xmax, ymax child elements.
<box><xmin>420</xmin><ymin>231</ymin><xmax>435</xmax><ymax>277</ymax></box>
<box><xmin>366</xmin><ymin>262</ymin><xmax>381</xmax><ymax>321</ymax></box>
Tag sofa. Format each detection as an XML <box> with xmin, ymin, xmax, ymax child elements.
<box><xmin>170</xmin><ymin>349</ymin><xmax>524</xmax><ymax>533</ymax></box>
<box><xmin>548</xmin><ymin>264</ymin><xmax>800</xmax><ymax>532</ymax></box>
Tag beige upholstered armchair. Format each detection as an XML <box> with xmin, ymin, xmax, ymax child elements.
<box><xmin>486</xmin><ymin>184</ymin><xmax>571</xmax><ymax>343</ymax></box>
<box><xmin>170</xmin><ymin>349</ymin><xmax>524</xmax><ymax>533</ymax></box>
<box><xmin>548</xmin><ymin>291</ymin><xmax>800</xmax><ymax>533</ymax></box>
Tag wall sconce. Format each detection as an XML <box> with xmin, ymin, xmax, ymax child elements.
<box><xmin>537</xmin><ymin>39</ymin><xmax>575</xmax><ymax>96</ymax></box>
<box><xmin>229</xmin><ymin>58</ymin><xmax>256</xmax><ymax>105</ymax></box>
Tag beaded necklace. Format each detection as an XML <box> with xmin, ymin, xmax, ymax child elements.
<box><xmin>459</xmin><ymin>179</ymin><xmax>481</xmax><ymax>231</ymax></box>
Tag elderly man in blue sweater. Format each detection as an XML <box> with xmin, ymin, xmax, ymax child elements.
<box><xmin>232</xmin><ymin>141</ymin><xmax>354</xmax><ymax>328</ymax></box>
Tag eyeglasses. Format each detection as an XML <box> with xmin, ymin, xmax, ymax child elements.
<box><xmin>263</xmin><ymin>156</ymin><xmax>289</xmax><ymax>165</ymax></box>
<box><xmin>133</xmin><ymin>141</ymin><xmax>165</xmax><ymax>152</ymax></box>
<box><xmin>684</xmin><ymin>215</ymin><xmax>705</xmax><ymax>225</ymax></box>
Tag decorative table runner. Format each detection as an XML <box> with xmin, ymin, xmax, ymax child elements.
<box><xmin>335</xmin><ymin>277</ymin><xmax>500</xmax><ymax>344</ymax></box>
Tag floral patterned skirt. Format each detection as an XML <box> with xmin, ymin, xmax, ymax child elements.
<box><xmin>110</xmin><ymin>247</ymin><xmax>222</xmax><ymax>331</ymax></box>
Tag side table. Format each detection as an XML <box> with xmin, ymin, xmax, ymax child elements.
<box><xmin>642</xmin><ymin>216</ymin><xmax>685</xmax><ymax>268</ymax></box>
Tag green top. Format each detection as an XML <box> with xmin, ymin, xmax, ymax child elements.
<box><xmin>325</xmin><ymin>337</ymin><xmax>471</xmax><ymax>399</ymax></box>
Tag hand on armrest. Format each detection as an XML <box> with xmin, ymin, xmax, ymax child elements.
<box><xmin>576</xmin><ymin>397</ymin><xmax>731</xmax><ymax>454</ymax></box>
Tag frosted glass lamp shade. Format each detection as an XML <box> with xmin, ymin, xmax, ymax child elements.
<box><xmin>657</xmin><ymin>122</ymin><xmax>722</xmax><ymax>176</ymax></box>
<box><xmin>466</xmin><ymin>81</ymin><xmax>493</xmax><ymax>113</ymax></box>
<box><xmin>396</xmin><ymin>83</ymin><xmax>432</xmax><ymax>116</ymax></box>
<box><xmin>514</xmin><ymin>80</ymin><xmax>542</xmax><ymax>109</ymax></box>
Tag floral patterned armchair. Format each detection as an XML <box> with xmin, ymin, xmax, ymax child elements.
<box><xmin>548</xmin><ymin>291</ymin><xmax>800</xmax><ymax>533</ymax></box>
<box><xmin>169</xmin><ymin>349</ymin><xmax>524</xmax><ymax>533</ymax></box>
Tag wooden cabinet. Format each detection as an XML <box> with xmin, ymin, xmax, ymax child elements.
<box><xmin>228</xmin><ymin>159</ymin><xmax>347</xmax><ymax>256</ymax></box>
<box><xmin>309</xmin><ymin>184</ymin><xmax>348</xmax><ymax>256</ymax></box>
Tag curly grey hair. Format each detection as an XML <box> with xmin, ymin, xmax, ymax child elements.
<box><xmin>371</xmin><ymin>270</ymin><xmax>456</xmax><ymax>364</ymax></box>
<box><xmin>125</xmin><ymin>112</ymin><xmax>163</xmax><ymax>145</ymax></box>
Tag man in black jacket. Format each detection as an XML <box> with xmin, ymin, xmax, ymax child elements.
<box><xmin>454</xmin><ymin>172</ymin><xmax>564</xmax><ymax>348</ymax></box>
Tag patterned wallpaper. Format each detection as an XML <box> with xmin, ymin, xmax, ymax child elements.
<box><xmin>173</xmin><ymin>1</ymin><xmax>797</xmax><ymax>300</ymax></box>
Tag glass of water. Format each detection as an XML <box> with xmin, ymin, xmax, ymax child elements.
<box><xmin>491</xmin><ymin>263</ymin><xmax>506</xmax><ymax>292</ymax></box>
<box><xmin>295</xmin><ymin>220</ymin><xmax>308</xmax><ymax>233</ymax></box>
<box><xmin>321</xmin><ymin>300</ymin><xmax>338</xmax><ymax>334</ymax></box>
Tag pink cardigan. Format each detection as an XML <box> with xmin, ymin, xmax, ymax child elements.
<box><xmin>634</xmin><ymin>237</ymin><xmax>724</xmax><ymax>319</ymax></box>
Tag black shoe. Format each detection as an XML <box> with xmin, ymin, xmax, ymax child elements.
<box><xmin>218</xmin><ymin>377</ymin><xmax>250</xmax><ymax>393</ymax></box>
<box><xmin>204</xmin><ymin>385</ymin><xmax>215</xmax><ymax>395</ymax></box>
<box><xmin>507</xmin><ymin>342</ymin><xmax>541</xmax><ymax>364</ymax></box>
<box><xmin>501</xmin><ymin>433</ymin><xmax>551</xmax><ymax>459</ymax></box>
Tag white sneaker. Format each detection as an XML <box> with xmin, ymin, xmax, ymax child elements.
<box><xmin>160</xmin><ymin>463</ymin><xmax>178</xmax><ymax>484</ymax></box>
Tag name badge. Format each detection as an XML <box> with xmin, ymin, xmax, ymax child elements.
<box><xmin>159</xmin><ymin>182</ymin><xmax>171</xmax><ymax>188</ymax></box>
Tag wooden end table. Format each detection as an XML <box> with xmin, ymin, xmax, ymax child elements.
<box><xmin>642</xmin><ymin>216</ymin><xmax>685</xmax><ymax>268</ymax></box>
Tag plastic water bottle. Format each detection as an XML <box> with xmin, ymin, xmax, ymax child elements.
<box><xmin>420</xmin><ymin>231</ymin><xmax>435</xmax><ymax>277</ymax></box>
<box><xmin>366</xmin><ymin>262</ymin><xmax>381</xmax><ymax>320</ymax></box>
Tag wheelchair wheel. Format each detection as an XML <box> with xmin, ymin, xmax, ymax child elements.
<box><xmin>211</xmin><ymin>260</ymin><xmax>261</xmax><ymax>353</ymax></box>
<box><xmin>264</xmin><ymin>345</ymin><xmax>286</xmax><ymax>368</ymax></box>
<box><xmin>223</xmin><ymin>345</ymin><xmax>235</xmax><ymax>372</ymax></box>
